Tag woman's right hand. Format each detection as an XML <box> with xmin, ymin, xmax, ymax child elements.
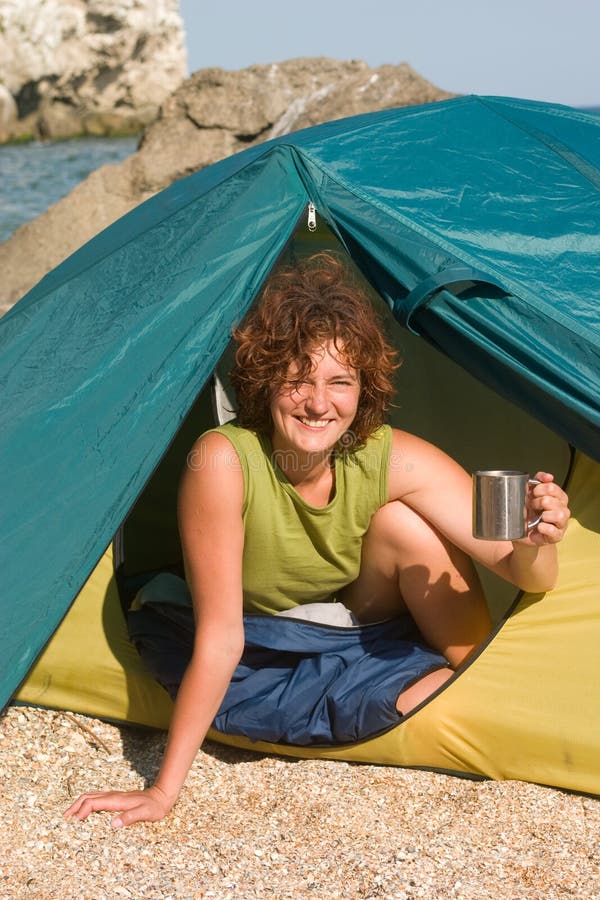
<box><xmin>64</xmin><ymin>783</ymin><xmax>176</xmax><ymax>829</ymax></box>
<box><xmin>64</xmin><ymin>433</ymin><xmax>246</xmax><ymax>832</ymax></box>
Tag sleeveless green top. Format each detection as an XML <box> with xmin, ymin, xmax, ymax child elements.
<box><xmin>209</xmin><ymin>422</ymin><xmax>392</xmax><ymax>615</ymax></box>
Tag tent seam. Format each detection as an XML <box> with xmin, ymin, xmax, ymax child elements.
<box><xmin>288</xmin><ymin>146</ymin><xmax>600</xmax><ymax>347</ymax></box>
<box><xmin>3</xmin><ymin>144</ymin><xmax>307</xmax><ymax>317</ymax></box>
<box><xmin>474</xmin><ymin>96</ymin><xmax>600</xmax><ymax>193</ymax></box>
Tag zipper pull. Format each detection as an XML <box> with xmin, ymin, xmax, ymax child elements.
<box><xmin>307</xmin><ymin>201</ymin><xmax>317</xmax><ymax>232</ymax></box>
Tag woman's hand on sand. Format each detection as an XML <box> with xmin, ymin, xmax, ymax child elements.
<box><xmin>526</xmin><ymin>472</ymin><xmax>571</xmax><ymax>546</ymax></box>
<box><xmin>64</xmin><ymin>784</ymin><xmax>175</xmax><ymax>828</ymax></box>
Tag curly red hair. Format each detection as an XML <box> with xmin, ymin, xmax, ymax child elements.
<box><xmin>230</xmin><ymin>253</ymin><xmax>400</xmax><ymax>450</ymax></box>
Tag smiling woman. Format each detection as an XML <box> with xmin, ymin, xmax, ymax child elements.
<box><xmin>268</xmin><ymin>344</ymin><xmax>361</xmax><ymax>485</ymax></box>
<box><xmin>231</xmin><ymin>253</ymin><xmax>399</xmax><ymax>450</ymax></box>
<box><xmin>65</xmin><ymin>251</ymin><xmax>571</xmax><ymax>828</ymax></box>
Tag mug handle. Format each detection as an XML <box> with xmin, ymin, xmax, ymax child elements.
<box><xmin>527</xmin><ymin>478</ymin><xmax>542</xmax><ymax>530</ymax></box>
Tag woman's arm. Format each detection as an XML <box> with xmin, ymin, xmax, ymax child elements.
<box><xmin>64</xmin><ymin>431</ymin><xmax>246</xmax><ymax>827</ymax></box>
<box><xmin>388</xmin><ymin>430</ymin><xmax>570</xmax><ymax>593</ymax></box>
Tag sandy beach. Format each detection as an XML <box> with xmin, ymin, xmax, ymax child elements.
<box><xmin>1</xmin><ymin>704</ymin><xmax>598</xmax><ymax>899</ymax></box>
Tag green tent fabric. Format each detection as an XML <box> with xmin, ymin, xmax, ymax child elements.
<box><xmin>1</xmin><ymin>94</ymin><xmax>599</xmax><ymax>715</ymax></box>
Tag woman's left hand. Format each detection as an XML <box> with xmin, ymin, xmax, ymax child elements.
<box><xmin>526</xmin><ymin>472</ymin><xmax>571</xmax><ymax>546</ymax></box>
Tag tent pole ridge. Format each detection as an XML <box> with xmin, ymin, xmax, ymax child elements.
<box><xmin>396</xmin><ymin>266</ymin><xmax>508</xmax><ymax>333</ymax></box>
<box><xmin>293</xmin><ymin>149</ymin><xmax>593</xmax><ymax>333</ymax></box>
<box><xmin>475</xmin><ymin>96</ymin><xmax>600</xmax><ymax>193</ymax></box>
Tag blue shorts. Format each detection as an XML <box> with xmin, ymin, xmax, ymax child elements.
<box><xmin>128</xmin><ymin>580</ymin><xmax>448</xmax><ymax>746</ymax></box>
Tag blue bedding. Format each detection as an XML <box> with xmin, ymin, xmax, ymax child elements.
<box><xmin>128</xmin><ymin>580</ymin><xmax>447</xmax><ymax>746</ymax></box>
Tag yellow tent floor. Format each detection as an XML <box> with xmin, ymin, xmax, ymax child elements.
<box><xmin>16</xmin><ymin>450</ymin><xmax>600</xmax><ymax>797</ymax></box>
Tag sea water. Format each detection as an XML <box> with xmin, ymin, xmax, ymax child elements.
<box><xmin>0</xmin><ymin>135</ymin><xmax>138</xmax><ymax>244</ymax></box>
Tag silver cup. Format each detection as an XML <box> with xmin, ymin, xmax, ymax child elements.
<box><xmin>472</xmin><ymin>470</ymin><xmax>542</xmax><ymax>541</ymax></box>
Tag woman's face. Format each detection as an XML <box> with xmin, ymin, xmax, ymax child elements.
<box><xmin>269</xmin><ymin>341</ymin><xmax>361</xmax><ymax>459</ymax></box>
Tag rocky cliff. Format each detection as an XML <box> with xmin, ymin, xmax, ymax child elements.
<box><xmin>0</xmin><ymin>58</ymin><xmax>452</xmax><ymax>314</ymax></box>
<box><xmin>0</xmin><ymin>0</ymin><xmax>187</xmax><ymax>142</ymax></box>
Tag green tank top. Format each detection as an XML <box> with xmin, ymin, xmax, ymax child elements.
<box><xmin>209</xmin><ymin>422</ymin><xmax>392</xmax><ymax>614</ymax></box>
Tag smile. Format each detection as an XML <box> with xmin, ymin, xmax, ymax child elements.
<box><xmin>297</xmin><ymin>417</ymin><xmax>331</xmax><ymax>429</ymax></box>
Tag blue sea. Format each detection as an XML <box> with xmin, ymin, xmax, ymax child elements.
<box><xmin>0</xmin><ymin>135</ymin><xmax>138</xmax><ymax>244</ymax></box>
<box><xmin>0</xmin><ymin>106</ymin><xmax>599</xmax><ymax>246</ymax></box>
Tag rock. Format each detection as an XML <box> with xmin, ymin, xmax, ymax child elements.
<box><xmin>0</xmin><ymin>0</ymin><xmax>187</xmax><ymax>142</ymax></box>
<box><xmin>0</xmin><ymin>83</ymin><xmax>18</xmax><ymax>142</ymax></box>
<box><xmin>0</xmin><ymin>58</ymin><xmax>453</xmax><ymax>314</ymax></box>
<box><xmin>136</xmin><ymin>58</ymin><xmax>452</xmax><ymax>191</ymax></box>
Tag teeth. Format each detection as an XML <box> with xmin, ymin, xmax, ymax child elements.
<box><xmin>299</xmin><ymin>418</ymin><xmax>329</xmax><ymax>428</ymax></box>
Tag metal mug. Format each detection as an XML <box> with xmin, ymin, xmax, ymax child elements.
<box><xmin>472</xmin><ymin>470</ymin><xmax>542</xmax><ymax>540</ymax></box>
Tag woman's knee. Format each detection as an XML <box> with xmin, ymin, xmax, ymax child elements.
<box><xmin>343</xmin><ymin>502</ymin><xmax>453</xmax><ymax>621</ymax></box>
<box><xmin>365</xmin><ymin>500</ymin><xmax>449</xmax><ymax>562</ymax></box>
<box><xmin>396</xmin><ymin>667</ymin><xmax>453</xmax><ymax>715</ymax></box>
<box><xmin>363</xmin><ymin>501</ymin><xmax>491</xmax><ymax>665</ymax></box>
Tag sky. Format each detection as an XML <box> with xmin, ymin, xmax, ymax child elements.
<box><xmin>178</xmin><ymin>0</ymin><xmax>599</xmax><ymax>109</ymax></box>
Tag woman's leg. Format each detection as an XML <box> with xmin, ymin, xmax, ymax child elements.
<box><xmin>340</xmin><ymin>500</ymin><xmax>492</xmax><ymax>714</ymax></box>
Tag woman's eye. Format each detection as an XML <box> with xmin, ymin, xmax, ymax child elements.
<box><xmin>285</xmin><ymin>382</ymin><xmax>309</xmax><ymax>396</ymax></box>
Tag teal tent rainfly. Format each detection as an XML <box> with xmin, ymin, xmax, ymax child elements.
<box><xmin>1</xmin><ymin>95</ymin><xmax>599</xmax><ymax>795</ymax></box>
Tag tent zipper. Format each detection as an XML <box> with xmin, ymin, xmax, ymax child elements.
<box><xmin>307</xmin><ymin>201</ymin><xmax>317</xmax><ymax>232</ymax></box>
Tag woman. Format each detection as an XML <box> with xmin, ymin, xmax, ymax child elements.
<box><xmin>65</xmin><ymin>253</ymin><xmax>570</xmax><ymax>828</ymax></box>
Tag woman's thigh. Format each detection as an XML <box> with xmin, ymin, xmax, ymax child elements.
<box><xmin>340</xmin><ymin>501</ymin><xmax>491</xmax><ymax>668</ymax></box>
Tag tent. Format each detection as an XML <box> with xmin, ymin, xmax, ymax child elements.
<box><xmin>1</xmin><ymin>95</ymin><xmax>599</xmax><ymax>796</ymax></box>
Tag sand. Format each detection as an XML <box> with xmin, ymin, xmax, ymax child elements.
<box><xmin>1</xmin><ymin>705</ymin><xmax>598</xmax><ymax>899</ymax></box>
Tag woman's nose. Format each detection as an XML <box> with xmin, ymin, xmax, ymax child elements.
<box><xmin>304</xmin><ymin>383</ymin><xmax>328</xmax><ymax>414</ymax></box>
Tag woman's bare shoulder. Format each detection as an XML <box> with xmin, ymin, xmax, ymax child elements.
<box><xmin>389</xmin><ymin>427</ymin><xmax>451</xmax><ymax>462</ymax></box>
<box><xmin>388</xmin><ymin>427</ymin><xmax>469</xmax><ymax>499</ymax></box>
<box><xmin>185</xmin><ymin>429</ymin><xmax>243</xmax><ymax>474</ymax></box>
<box><xmin>180</xmin><ymin>430</ymin><xmax>244</xmax><ymax>512</ymax></box>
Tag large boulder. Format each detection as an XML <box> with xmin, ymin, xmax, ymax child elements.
<box><xmin>0</xmin><ymin>0</ymin><xmax>187</xmax><ymax>142</ymax></box>
<box><xmin>0</xmin><ymin>58</ymin><xmax>452</xmax><ymax>314</ymax></box>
